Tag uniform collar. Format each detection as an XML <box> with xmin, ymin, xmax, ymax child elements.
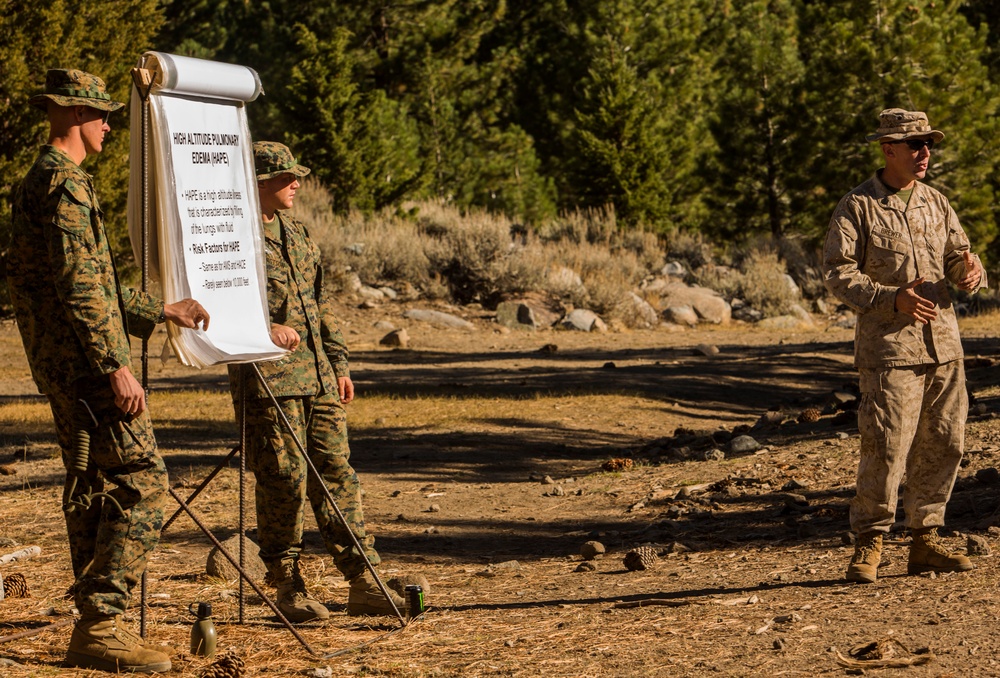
<box><xmin>873</xmin><ymin>169</ymin><xmax>926</xmax><ymax>211</ymax></box>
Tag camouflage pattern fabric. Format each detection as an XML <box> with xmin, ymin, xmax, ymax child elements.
<box><xmin>853</xmin><ymin>361</ymin><xmax>966</xmax><ymax>534</ymax></box>
<box><xmin>230</xmin><ymin>207</ymin><xmax>377</xmax><ymax>579</ymax></box>
<box><xmin>4</xmin><ymin>144</ymin><xmax>168</xmax><ymax>617</ymax></box>
<box><xmin>48</xmin><ymin>384</ymin><xmax>168</xmax><ymax>617</ymax></box>
<box><xmin>241</xmin><ymin>389</ymin><xmax>377</xmax><ymax>579</ymax></box>
<box><xmin>28</xmin><ymin>68</ymin><xmax>125</xmax><ymax>112</ymax></box>
<box><xmin>5</xmin><ymin>145</ymin><xmax>163</xmax><ymax>395</ymax></box>
<box><xmin>229</xmin><ymin>211</ymin><xmax>348</xmax><ymax>400</ymax></box>
<box><xmin>253</xmin><ymin>141</ymin><xmax>310</xmax><ymax>181</ymax></box>
<box><xmin>823</xmin><ymin>170</ymin><xmax>986</xmax><ymax>369</ymax></box>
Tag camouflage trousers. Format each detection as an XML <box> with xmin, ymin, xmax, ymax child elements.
<box><xmin>47</xmin><ymin>379</ymin><xmax>168</xmax><ymax>617</ymax></box>
<box><xmin>852</xmin><ymin>360</ymin><xmax>967</xmax><ymax>534</ymax></box>
<box><xmin>242</xmin><ymin>391</ymin><xmax>378</xmax><ymax>579</ymax></box>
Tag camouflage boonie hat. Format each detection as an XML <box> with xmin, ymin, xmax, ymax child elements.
<box><xmin>866</xmin><ymin>108</ymin><xmax>944</xmax><ymax>143</ymax></box>
<box><xmin>253</xmin><ymin>141</ymin><xmax>311</xmax><ymax>181</ymax></box>
<box><xmin>28</xmin><ymin>69</ymin><xmax>125</xmax><ymax>112</ymax></box>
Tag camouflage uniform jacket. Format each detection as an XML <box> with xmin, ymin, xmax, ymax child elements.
<box><xmin>5</xmin><ymin>145</ymin><xmax>162</xmax><ymax>394</ymax></box>
<box><xmin>823</xmin><ymin>170</ymin><xmax>986</xmax><ymax>369</ymax></box>
<box><xmin>234</xmin><ymin>211</ymin><xmax>349</xmax><ymax>399</ymax></box>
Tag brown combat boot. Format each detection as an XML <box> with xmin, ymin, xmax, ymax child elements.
<box><xmin>348</xmin><ymin>570</ymin><xmax>406</xmax><ymax>617</ymax></box>
<box><xmin>846</xmin><ymin>532</ymin><xmax>883</xmax><ymax>584</ymax></box>
<box><xmin>908</xmin><ymin>527</ymin><xmax>974</xmax><ymax>575</ymax></box>
<box><xmin>270</xmin><ymin>560</ymin><xmax>330</xmax><ymax>623</ymax></box>
<box><xmin>66</xmin><ymin>615</ymin><xmax>171</xmax><ymax>673</ymax></box>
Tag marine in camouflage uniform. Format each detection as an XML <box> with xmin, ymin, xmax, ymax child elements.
<box><xmin>4</xmin><ymin>69</ymin><xmax>208</xmax><ymax>673</ymax></box>
<box><xmin>823</xmin><ymin>109</ymin><xmax>986</xmax><ymax>584</ymax></box>
<box><xmin>229</xmin><ymin>141</ymin><xmax>403</xmax><ymax>620</ymax></box>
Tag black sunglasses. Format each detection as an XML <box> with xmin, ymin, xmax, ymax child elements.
<box><xmin>894</xmin><ymin>138</ymin><xmax>934</xmax><ymax>151</ymax></box>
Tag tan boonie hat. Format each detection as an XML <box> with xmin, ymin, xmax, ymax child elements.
<box><xmin>253</xmin><ymin>141</ymin><xmax>311</xmax><ymax>181</ymax></box>
<box><xmin>28</xmin><ymin>69</ymin><xmax>125</xmax><ymax>112</ymax></box>
<box><xmin>866</xmin><ymin>108</ymin><xmax>945</xmax><ymax>143</ymax></box>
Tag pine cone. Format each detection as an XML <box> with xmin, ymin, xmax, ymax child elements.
<box><xmin>797</xmin><ymin>408</ymin><xmax>821</xmax><ymax>424</ymax></box>
<box><xmin>623</xmin><ymin>546</ymin><xmax>659</xmax><ymax>571</ymax></box>
<box><xmin>3</xmin><ymin>572</ymin><xmax>29</xmax><ymax>598</ymax></box>
<box><xmin>602</xmin><ymin>458</ymin><xmax>633</xmax><ymax>472</ymax></box>
<box><xmin>199</xmin><ymin>651</ymin><xmax>245</xmax><ymax>678</ymax></box>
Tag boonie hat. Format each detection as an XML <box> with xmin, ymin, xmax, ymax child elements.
<box><xmin>253</xmin><ymin>141</ymin><xmax>311</xmax><ymax>181</ymax></box>
<box><xmin>866</xmin><ymin>108</ymin><xmax>944</xmax><ymax>143</ymax></box>
<box><xmin>28</xmin><ymin>69</ymin><xmax>125</xmax><ymax>112</ymax></box>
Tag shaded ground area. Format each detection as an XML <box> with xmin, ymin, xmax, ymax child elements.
<box><xmin>2</xmin><ymin>318</ymin><xmax>1000</xmax><ymax>676</ymax></box>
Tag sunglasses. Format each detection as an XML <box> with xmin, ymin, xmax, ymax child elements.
<box><xmin>894</xmin><ymin>138</ymin><xmax>934</xmax><ymax>151</ymax></box>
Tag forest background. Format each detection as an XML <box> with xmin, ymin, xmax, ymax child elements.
<box><xmin>3</xmin><ymin>0</ymin><xmax>1000</xmax><ymax>303</ymax></box>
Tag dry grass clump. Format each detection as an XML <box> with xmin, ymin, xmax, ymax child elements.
<box><xmin>295</xmin><ymin>183</ymin><xmax>667</xmax><ymax>323</ymax></box>
<box><xmin>738</xmin><ymin>247</ymin><xmax>798</xmax><ymax>317</ymax></box>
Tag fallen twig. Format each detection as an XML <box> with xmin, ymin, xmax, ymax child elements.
<box><xmin>0</xmin><ymin>618</ymin><xmax>74</xmax><ymax>644</ymax></box>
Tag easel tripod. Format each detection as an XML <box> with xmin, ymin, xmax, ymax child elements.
<box><xmin>130</xmin><ymin>66</ymin><xmax>407</xmax><ymax>657</ymax></box>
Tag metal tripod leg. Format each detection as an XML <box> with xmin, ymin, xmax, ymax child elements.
<box><xmin>249</xmin><ymin>363</ymin><xmax>407</xmax><ymax>627</ymax></box>
<box><xmin>168</xmin><ymin>488</ymin><xmax>318</xmax><ymax>655</ymax></box>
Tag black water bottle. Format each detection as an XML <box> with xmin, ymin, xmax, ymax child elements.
<box><xmin>189</xmin><ymin>601</ymin><xmax>217</xmax><ymax>657</ymax></box>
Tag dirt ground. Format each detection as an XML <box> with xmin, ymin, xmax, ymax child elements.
<box><xmin>3</xmin><ymin>305</ymin><xmax>1000</xmax><ymax>677</ymax></box>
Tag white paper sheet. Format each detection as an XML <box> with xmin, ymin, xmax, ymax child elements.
<box><xmin>127</xmin><ymin>52</ymin><xmax>285</xmax><ymax>367</ymax></box>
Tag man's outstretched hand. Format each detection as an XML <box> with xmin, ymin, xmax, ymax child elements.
<box><xmin>164</xmin><ymin>299</ymin><xmax>210</xmax><ymax>330</ymax></box>
<box><xmin>895</xmin><ymin>277</ymin><xmax>936</xmax><ymax>324</ymax></box>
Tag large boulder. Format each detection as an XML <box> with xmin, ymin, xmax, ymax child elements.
<box><xmin>621</xmin><ymin>293</ymin><xmax>659</xmax><ymax>329</ymax></box>
<box><xmin>495</xmin><ymin>294</ymin><xmax>563</xmax><ymax>331</ymax></box>
<box><xmin>649</xmin><ymin>280</ymin><xmax>731</xmax><ymax>325</ymax></box>
<box><xmin>663</xmin><ymin>305</ymin><xmax>698</xmax><ymax>327</ymax></box>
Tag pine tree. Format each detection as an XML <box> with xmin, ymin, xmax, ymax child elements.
<box><xmin>798</xmin><ymin>0</ymin><xmax>1000</xmax><ymax>253</ymax></box>
<box><xmin>703</xmin><ymin>0</ymin><xmax>805</xmax><ymax>238</ymax></box>
<box><xmin>0</xmin><ymin>0</ymin><xmax>164</xmax><ymax>282</ymax></box>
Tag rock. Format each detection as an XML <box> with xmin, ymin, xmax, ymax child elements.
<box><xmin>648</xmin><ymin>280</ymin><xmax>731</xmax><ymax>324</ymax></box>
<box><xmin>782</xmin><ymin>479</ymin><xmax>808</xmax><ymax>491</ymax></box>
<box><xmin>833</xmin><ymin>314</ymin><xmax>857</xmax><ymax>329</ymax></box>
<box><xmin>788</xmin><ymin>303</ymin><xmax>814</xmax><ymax>325</ymax></box>
<box><xmin>373</xmin><ymin>320</ymin><xmax>396</xmax><ymax>332</ymax></box>
<box><xmin>700</xmin><ymin>448</ymin><xmax>725</xmax><ymax>462</ymax></box>
<box><xmin>427</xmin><ymin>504</ymin><xmax>441</xmax><ymax>512</ymax></box>
<box><xmin>380</xmin><ymin>328</ymin><xmax>410</xmax><ymax>348</ymax></box>
<box><xmin>968</xmin><ymin>534</ymin><xmax>991</xmax><ymax>556</ymax></box>
<box><xmin>622</xmin><ymin>293</ymin><xmax>660</xmax><ymax>329</ymax></box>
<box><xmin>693</xmin><ymin>343</ymin><xmax>719</xmax><ymax>357</ymax></box>
<box><xmin>663</xmin><ymin>305</ymin><xmax>699</xmax><ymax>327</ymax></box>
<box><xmin>561</xmin><ymin>309</ymin><xmax>607</xmax><ymax>332</ymax></box>
<box><xmin>343</xmin><ymin>272</ymin><xmax>363</xmax><ymax>292</ymax></box>
<box><xmin>403</xmin><ymin>308</ymin><xmax>474</xmax><ymax>329</ymax></box>
<box><xmin>345</xmin><ymin>242</ymin><xmax>365</xmax><ymax>255</ymax></box>
<box><xmin>729</xmin><ymin>435</ymin><xmax>761</xmax><ymax>455</ymax></box>
<box><xmin>754</xmin><ymin>411</ymin><xmax>785</xmax><ymax>429</ymax></box>
<box><xmin>602</xmin><ymin>361</ymin><xmax>616</xmax><ymax>369</ymax></box>
<box><xmin>732</xmin><ymin>305</ymin><xmax>764</xmax><ymax>322</ymax></box>
<box><xmin>307</xmin><ymin>667</ymin><xmax>334</xmax><ymax>678</ymax></box>
<box><xmin>575</xmin><ymin>561</ymin><xmax>597</xmax><ymax>572</ymax></box>
<box><xmin>358</xmin><ymin>285</ymin><xmax>385</xmax><ymax>302</ymax></box>
<box><xmin>206</xmin><ymin>534</ymin><xmax>266</xmax><ymax>583</ymax></box>
<box><xmin>542</xmin><ymin>475</ymin><xmax>556</xmax><ymax>485</ymax></box>
<box><xmin>661</xmin><ymin>261</ymin><xmax>687</xmax><ymax>278</ymax></box>
<box><xmin>387</xmin><ymin>573</ymin><xmax>432</xmax><ymax>596</ymax></box>
<box><xmin>378</xmin><ymin>286</ymin><xmax>398</xmax><ymax>300</ymax></box>
<box><xmin>581</xmin><ymin>541</ymin><xmax>606</xmax><ymax>560</ymax></box>
<box><xmin>546</xmin><ymin>485</ymin><xmax>566</xmax><ymax>497</ymax></box>
<box><xmin>496</xmin><ymin>295</ymin><xmax>562</xmax><ymax>331</ymax></box>
<box><xmin>783</xmin><ymin>274</ymin><xmax>801</xmax><ymax>298</ymax></box>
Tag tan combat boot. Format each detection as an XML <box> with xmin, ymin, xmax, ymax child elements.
<box><xmin>66</xmin><ymin>615</ymin><xmax>171</xmax><ymax>673</ymax></box>
<box><xmin>908</xmin><ymin>527</ymin><xmax>974</xmax><ymax>575</ymax></box>
<box><xmin>846</xmin><ymin>531</ymin><xmax>883</xmax><ymax>583</ymax></box>
<box><xmin>270</xmin><ymin>560</ymin><xmax>330</xmax><ymax>623</ymax></box>
<box><xmin>348</xmin><ymin>570</ymin><xmax>406</xmax><ymax>616</ymax></box>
